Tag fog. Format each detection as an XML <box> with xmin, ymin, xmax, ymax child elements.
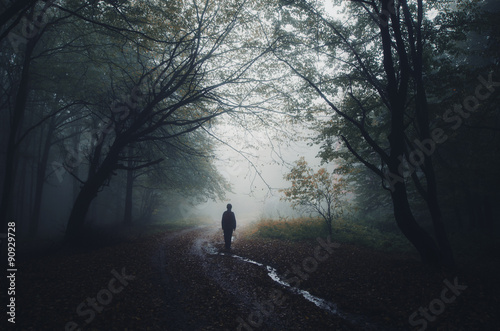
<box><xmin>177</xmin><ymin>123</ymin><xmax>332</xmax><ymax>227</ymax></box>
<box><xmin>2</xmin><ymin>1</ymin><xmax>499</xmax><ymax>329</ymax></box>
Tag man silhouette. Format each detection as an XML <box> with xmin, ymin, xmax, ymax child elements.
<box><xmin>221</xmin><ymin>203</ymin><xmax>236</xmax><ymax>250</ymax></box>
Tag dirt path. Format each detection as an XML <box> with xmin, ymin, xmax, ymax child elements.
<box><xmin>13</xmin><ymin>225</ymin><xmax>498</xmax><ymax>330</ymax></box>
<box><xmin>152</xmin><ymin>225</ymin><xmax>499</xmax><ymax>331</ymax></box>
<box><xmin>153</xmin><ymin>225</ymin><xmax>379</xmax><ymax>330</ymax></box>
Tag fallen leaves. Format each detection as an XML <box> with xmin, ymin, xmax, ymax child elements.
<box><xmin>14</xmin><ymin>226</ymin><xmax>500</xmax><ymax>330</ymax></box>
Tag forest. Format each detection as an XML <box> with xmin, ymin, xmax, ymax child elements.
<box><xmin>1</xmin><ymin>0</ymin><xmax>499</xmax><ymax>330</ymax></box>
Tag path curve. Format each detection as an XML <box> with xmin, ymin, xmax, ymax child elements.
<box><xmin>152</xmin><ymin>226</ymin><xmax>392</xmax><ymax>330</ymax></box>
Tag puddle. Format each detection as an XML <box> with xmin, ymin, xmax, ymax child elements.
<box><xmin>204</xmin><ymin>242</ymin><xmax>340</xmax><ymax>315</ymax></box>
<box><xmin>202</xmin><ymin>240</ymin><xmax>392</xmax><ymax>330</ymax></box>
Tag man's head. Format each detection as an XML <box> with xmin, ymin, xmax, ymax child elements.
<box><xmin>226</xmin><ymin>203</ymin><xmax>232</xmax><ymax>211</ymax></box>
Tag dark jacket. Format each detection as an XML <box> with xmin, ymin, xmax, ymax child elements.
<box><xmin>221</xmin><ymin>211</ymin><xmax>236</xmax><ymax>231</ymax></box>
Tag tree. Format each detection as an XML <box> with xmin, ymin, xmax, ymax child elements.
<box><xmin>0</xmin><ymin>0</ymin><xmax>271</xmax><ymax>241</ymax></box>
<box><xmin>124</xmin><ymin>128</ymin><xmax>230</xmax><ymax>225</ymax></box>
<box><xmin>427</xmin><ymin>0</ymin><xmax>500</xmax><ymax>233</ymax></box>
<box><xmin>280</xmin><ymin>157</ymin><xmax>348</xmax><ymax>236</ymax></box>
<box><xmin>0</xmin><ymin>3</ymin><xmax>46</xmax><ymax>232</ymax></box>
<box><xmin>0</xmin><ymin>0</ymin><xmax>80</xmax><ymax>233</ymax></box>
<box><xmin>270</xmin><ymin>0</ymin><xmax>482</xmax><ymax>267</ymax></box>
<box><xmin>60</xmin><ymin>0</ymin><xmax>271</xmax><ymax>241</ymax></box>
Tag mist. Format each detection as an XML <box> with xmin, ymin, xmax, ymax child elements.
<box><xmin>1</xmin><ymin>0</ymin><xmax>499</xmax><ymax>330</ymax></box>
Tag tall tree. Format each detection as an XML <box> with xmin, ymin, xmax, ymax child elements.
<box><xmin>270</xmin><ymin>0</ymin><xmax>485</xmax><ymax>267</ymax></box>
<box><xmin>0</xmin><ymin>1</ymin><xmax>55</xmax><ymax>231</ymax></box>
<box><xmin>1</xmin><ymin>0</ymin><xmax>271</xmax><ymax>240</ymax></box>
<box><xmin>59</xmin><ymin>0</ymin><xmax>270</xmax><ymax>241</ymax></box>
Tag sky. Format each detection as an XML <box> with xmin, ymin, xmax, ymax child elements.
<box><xmin>174</xmin><ymin>0</ymin><xmax>347</xmax><ymax>226</ymax></box>
<box><xmin>164</xmin><ymin>0</ymin><xmax>473</xmax><ymax>228</ymax></box>
<box><xmin>179</xmin><ymin>117</ymin><xmax>337</xmax><ymax>227</ymax></box>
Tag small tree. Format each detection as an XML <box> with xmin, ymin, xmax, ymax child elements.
<box><xmin>280</xmin><ymin>157</ymin><xmax>348</xmax><ymax>236</ymax></box>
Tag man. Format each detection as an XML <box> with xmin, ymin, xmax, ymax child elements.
<box><xmin>221</xmin><ymin>203</ymin><xmax>236</xmax><ymax>250</ymax></box>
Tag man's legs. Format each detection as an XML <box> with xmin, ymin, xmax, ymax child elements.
<box><xmin>223</xmin><ymin>229</ymin><xmax>233</xmax><ymax>249</ymax></box>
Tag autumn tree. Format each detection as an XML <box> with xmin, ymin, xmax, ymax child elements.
<box><xmin>281</xmin><ymin>157</ymin><xmax>348</xmax><ymax>236</ymax></box>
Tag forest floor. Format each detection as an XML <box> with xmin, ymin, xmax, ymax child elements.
<box><xmin>9</xmin><ymin>224</ymin><xmax>500</xmax><ymax>330</ymax></box>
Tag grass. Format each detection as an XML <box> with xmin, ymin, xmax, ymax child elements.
<box><xmin>246</xmin><ymin>217</ymin><xmax>500</xmax><ymax>264</ymax></box>
<box><xmin>246</xmin><ymin>216</ymin><xmax>414</xmax><ymax>253</ymax></box>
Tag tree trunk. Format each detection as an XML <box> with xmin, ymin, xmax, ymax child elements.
<box><xmin>410</xmin><ymin>0</ymin><xmax>455</xmax><ymax>267</ymax></box>
<box><xmin>387</xmin><ymin>112</ymin><xmax>445</xmax><ymax>268</ymax></box>
<box><xmin>72</xmin><ymin>133</ymin><xmax>81</xmax><ymax>203</ymax></box>
<box><xmin>380</xmin><ymin>0</ymin><xmax>450</xmax><ymax>268</ymax></box>
<box><xmin>123</xmin><ymin>146</ymin><xmax>134</xmax><ymax>225</ymax></box>
<box><xmin>0</xmin><ymin>37</ymin><xmax>37</xmax><ymax>232</ymax></box>
<box><xmin>390</xmin><ymin>182</ymin><xmax>442</xmax><ymax>267</ymax></box>
<box><xmin>16</xmin><ymin>158</ymin><xmax>27</xmax><ymax>234</ymax></box>
<box><xmin>65</xmin><ymin>146</ymin><xmax>121</xmax><ymax>241</ymax></box>
<box><xmin>29</xmin><ymin>118</ymin><xmax>55</xmax><ymax>238</ymax></box>
<box><xmin>65</xmin><ymin>180</ymin><xmax>99</xmax><ymax>241</ymax></box>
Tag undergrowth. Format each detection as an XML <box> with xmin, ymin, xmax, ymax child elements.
<box><xmin>246</xmin><ymin>217</ymin><xmax>413</xmax><ymax>253</ymax></box>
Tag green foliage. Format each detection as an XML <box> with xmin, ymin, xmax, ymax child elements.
<box><xmin>248</xmin><ymin>217</ymin><xmax>412</xmax><ymax>253</ymax></box>
<box><xmin>270</xmin><ymin>0</ymin><xmax>500</xmax><ymax>267</ymax></box>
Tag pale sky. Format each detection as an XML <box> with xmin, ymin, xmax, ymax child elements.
<box><xmin>177</xmin><ymin>0</ymin><xmax>347</xmax><ymax>225</ymax></box>
<box><xmin>183</xmin><ymin>117</ymin><xmax>337</xmax><ymax>226</ymax></box>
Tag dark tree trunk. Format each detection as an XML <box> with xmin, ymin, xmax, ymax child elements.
<box><xmin>17</xmin><ymin>158</ymin><xmax>27</xmax><ymax>233</ymax></box>
<box><xmin>65</xmin><ymin>146</ymin><xmax>121</xmax><ymax>241</ymax></box>
<box><xmin>29</xmin><ymin>119</ymin><xmax>55</xmax><ymax>238</ymax></box>
<box><xmin>123</xmin><ymin>146</ymin><xmax>134</xmax><ymax>225</ymax></box>
<box><xmin>324</xmin><ymin>218</ymin><xmax>332</xmax><ymax>237</ymax></box>
<box><xmin>381</xmin><ymin>0</ymin><xmax>451</xmax><ymax>268</ymax></box>
<box><xmin>410</xmin><ymin>0</ymin><xmax>455</xmax><ymax>268</ymax></box>
<box><xmin>0</xmin><ymin>37</ymin><xmax>37</xmax><ymax>232</ymax></box>
<box><xmin>387</xmin><ymin>116</ymin><xmax>443</xmax><ymax>267</ymax></box>
<box><xmin>427</xmin><ymin>196</ymin><xmax>455</xmax><ymax>267</ymax></box>
<box><xmin>390</xmin><ymin>183</ymin><xmax>442</xmax><ymax>267</ymax></box>
<box><xmin>72</xmin><ymin>133</ymin><xmax>81</xmax><ymax>203</ymax></box>
<box><xmin>65</xmin><ymin>180</ymin><xmax>99</xmax><ymax>241</ymax></box>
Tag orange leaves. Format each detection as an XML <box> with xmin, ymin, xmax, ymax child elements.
<box><xmin>281</xmin><ymin>157</ymin><xmax>351</xmax><ymax>225</ymax></box>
